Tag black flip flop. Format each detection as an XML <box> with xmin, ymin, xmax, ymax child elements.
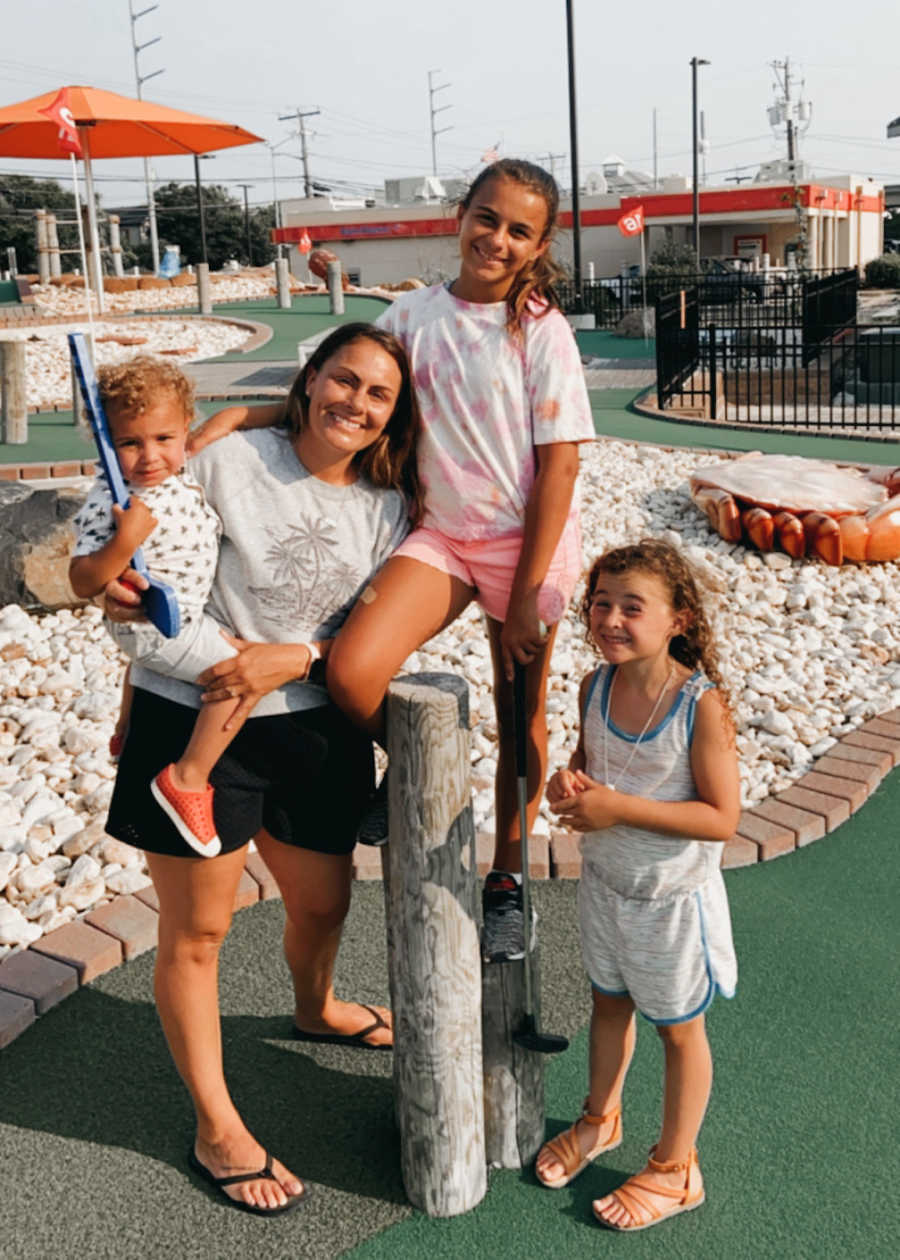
<box><xmin>187</xmin><ymin>1148</ymin><xmax>309</xmax><ymax>1216</ymax></box>
<box><xmin>291</xmin><ymin>1003</ymin><xmax>392</xmax><ymax>1051</ymax></box>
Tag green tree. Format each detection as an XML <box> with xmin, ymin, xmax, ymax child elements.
<box><xmin>0</xmin><ymin>175</ymin><xmax>78</xmax><ymax>274</ymax></box>
<box><xmin>140</xmin><ymin>182</ymin><xmax>276</xmax><ymax>270</ymax></box>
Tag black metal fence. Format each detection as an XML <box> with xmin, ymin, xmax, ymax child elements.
<box><xmin>652</xmin><ymin>269</ymin><xmax>898</xmax><ymax>430</ymax></box>
<box><xmin>559</xmin><ymin>267</ymin><xmax>853</xmax><ymax>332</ymax></box>
<box><xmin>655</xmin><ymin>289</ymin><xmax>700</xmax><ymax>408</ymax></box>
<box><xmin>714</xmin><ymin>323</ymin><xmax>900</xmax><ymax>430</ymax></box>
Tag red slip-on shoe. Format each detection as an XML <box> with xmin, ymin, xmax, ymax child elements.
<box><xmin>150</xmin><ymin>764</ymin><xmax>222</xmax><ymax>858</ymax></box>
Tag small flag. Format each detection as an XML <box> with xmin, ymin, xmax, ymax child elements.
<box><xmin>617</xmin><ymin>205</ymin><xmax>645</xmax><ymax>237</ymax></box>
<box><xmin>298</xmin><ymin>228</ymin><xmax>312</xmax><ymax>255</ymax></box>
<box><xmin>38</xmin><ymin>87</ymin><xmax>82</xmax><ymax>158</ymax></box>
<box><xmin>481</xmin><ymin>143</ymin><xmax>500</xmax><ymax>164</ymax></box>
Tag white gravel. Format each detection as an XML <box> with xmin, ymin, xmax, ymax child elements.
<box><xmin>3</xmin><ymin>318</ymin><xmax>252</xmax><ymax>411</ymax></box>
<box><xmin>2</xmin><ymin>437</ymin><xmax>898</xmax><ymax>954</ymax></box>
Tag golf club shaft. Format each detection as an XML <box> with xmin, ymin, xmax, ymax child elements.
<box><xmin>513</xmin><ymin>661</ymin><xmax>534</xmax><ymax>1018</ymax></box>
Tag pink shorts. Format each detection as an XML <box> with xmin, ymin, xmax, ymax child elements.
<box><xmin>393</xmin><ymin>518</ymin><xmax>583</xmax><ymax>624</ymax></box>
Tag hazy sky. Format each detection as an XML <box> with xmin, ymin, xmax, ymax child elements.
<box><xmin>1</xmin><ymin>0</ymin><xmax>898</xmax><ymax>209</ymax></box>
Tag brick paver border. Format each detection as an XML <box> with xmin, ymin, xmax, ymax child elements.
<box><xmin>2</xmin><ymin>708</ymin><xmax>897</xmax><ymax>1051</ymax></box>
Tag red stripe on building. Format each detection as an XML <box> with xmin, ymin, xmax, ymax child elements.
<box><xmin>272</xmin><ymin>183</ymin><xmax>881</xmax><ymax>246</ymax></box>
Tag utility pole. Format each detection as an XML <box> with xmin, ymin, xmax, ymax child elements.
<box><xmin>565</xmin><ymin>0</ymin><xmax>584</xmax><ymax>312</ymax></box>
<box><xmin>539</xmin><ymin>152</ymin><xmax>566</xmax><ymax>181</ymax></box>
<box><xmin>769</xmin><ymin>57</ymin><xmax>812</xmax><ymax>266</ymax></box>
<box><xmin>278</xmin><ymin>107</ymin><xmax>320</xmax><ymax>199</ymax></box>
<box><xmin>427</xmin><ymin>70</ymin><xmax>453</xmax><ymax>177</ymax></box>
<box><xmin>128</xmin><ymin>0</ymin><xmax>164</xmax><ymax>274</ymax></box>
<box><xmin>652</xmin><ymin>107</ymin><xmax>659</xmax><ymax>189</ymax></box>
<box><xmin>690</xmin><ymin>56</ymin><xmax>710</xmax><ymax>267</ymax></box>
<box><xmin>237</xmin><ymin>184</ymin><xmax>254</xmax><ymax>266</ymax></box>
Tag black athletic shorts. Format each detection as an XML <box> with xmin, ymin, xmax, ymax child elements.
<box><xmin>106</xmin><ymin>687</ymin><xmax>373</xmax><ymax>859</ymax></box>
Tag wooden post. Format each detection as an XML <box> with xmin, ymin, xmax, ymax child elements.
<box><xmin>326</xmin><ymin>259</ymin><xmax>345</xmax><ymax>315</ymax></box>
<box><xmin>1</xmin><ymin>341</ymin><xmax>28</xmax><ymax>444</ymax></box>
<box><xmin>46</xmin><ymin>214</ymin><xmax>61</xmax><ymax>278</ymax></box>
<box><xmin>35</xmin><ymin>210</ymin><xmax>50</xmax><ymax>285</ymax></box>
<box><xmin>275</xmin><ymin>257</ymin><xmax>292</xmax><ymax>309</ymax></box>
<box><xmin>482</xmin><ymin>954</ymin><xmax>546</xmax><ymax>1168</ymax></box>
<box><xmin>108</xmin><ymin>215</ymin><xmax>124</xmax><ymax>277</ymax></box>
<box><xmin>196</xmin><ymin>263</ymin><xmax>212</xmax><ymax>315</ymax></box>
<box><xmin>384</xmin><ymin>673</ymin><xmax>486</xmax><ymax>1218</ymax></box>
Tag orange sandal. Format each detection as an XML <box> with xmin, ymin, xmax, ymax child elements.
<box><xmin>593</xmin><ymin>1144</ymin><xmax>705</xmax><ymax>1232</ymax></box>
<box><xmin>535</xmin><ymin>1097</ymin><xmax>622</xmax><ymax>1189</ymax></box>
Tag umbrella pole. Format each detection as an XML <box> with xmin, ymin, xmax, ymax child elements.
<box><xmin>69</xmin><ymin>154</ymin><xmax>97</xmax><ymax>355</ymax></box>
<box><xmin>78</xmin><ymin>129</ymin><xmax>105</xmax><ymax>315</ymax></box>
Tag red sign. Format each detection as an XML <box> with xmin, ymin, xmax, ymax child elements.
<box><xmin>617</xmin><ymin>205</ymin><xmax>644</xmax><ymax>237</ymax></box>
<box><xmin>38</xmin><ymin>87</ymin><xmax>82</xmax><ymax>158</ymax></box>
<box><xmin>297</xmin><ymin>228</ymin><xmax>312</xmax><ymax>255</ymax></box>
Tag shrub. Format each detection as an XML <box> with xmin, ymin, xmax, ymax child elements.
<box><xmin>864</xmin><ymin>254</ymin><xmax>900</xmax><ymax>289</ymax></box>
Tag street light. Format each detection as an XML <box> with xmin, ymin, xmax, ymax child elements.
<box><xmin>237</xmin><ymin>183</ymin><xmax>254</xmax><ymax>266</ymax></box>
<box><xmin>691</xmin><ymin>57</ymin><xmax>710</xmax><ymax>267</ymax></box>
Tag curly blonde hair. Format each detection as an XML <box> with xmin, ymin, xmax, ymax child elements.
<box><xmin>581</xmin><ymin>539</ymin><xmax>731</xmax><ymax>711</ymax></box>
<box><xmin>97</xmin><ymin>356</ymin><xmax>195</xmax><ymax>428</ymax></box>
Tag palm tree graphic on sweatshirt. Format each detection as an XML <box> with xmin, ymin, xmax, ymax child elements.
<box><xmin>249</xmin><ymin>516</ymin><xmax>364</xmax><ymax>636</ymax></box>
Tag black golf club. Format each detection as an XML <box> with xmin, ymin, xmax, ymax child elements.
<box><xmin>511</xmin><ymin>660</ymin><xmax>569</xmax><ymax>1055</ymax></box>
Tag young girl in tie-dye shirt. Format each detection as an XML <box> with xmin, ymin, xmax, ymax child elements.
<box><xmin>331</xmin><ymin>159</ymin><xmax>595</xmax><ymax>960</ymax></box>
<box><xmin>194</xmin><ymin>159</ymin><xmax>595</xmax><ymax>961</ymax></box>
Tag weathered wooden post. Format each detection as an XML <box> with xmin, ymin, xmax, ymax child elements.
<box><xmin>326</xmin><ymin>259</ymin><xmax>345</xmax><ymax>315</ymax></box>
<box><xmin>108</xmin><ymin>215</ymin><xmax>124</xmax><ymax>277</ymax></box>
<box><xmin>1</xmin><ymin>341</ymin><xmax>28</xmax><ymax>444</ymax></box>
<box><xmin>196</xmin><ymin>263</ymin><xmax>212</xmax><ymax>316</ymax></box>
<box><xmin>35</xmin><ymin>210</ymin><xmax>50</xmax><ymax>285</ymax></box>
<box><xmin>384</xmin><ymin>673</ymin><xmax>486</xmax><ymax>1217</ymax></box>
<box><xmin>46</xmin><ymin>213</ymin><xmax>61</xmax><ymax>279</ymax></box>
<box><xmin>482</xmin><ymin>954</ymin><xmax>545</xmax><ymax>1168</ymax></box>
<box><xmin>275</xmin><ymin>257</ymin><xmax>292</xmax><ymax>310</ymax></box>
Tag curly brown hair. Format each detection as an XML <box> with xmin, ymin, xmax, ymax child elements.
<box><xmin>283</xmin><ymin>322</ymin><xmax>424</xmax><ymax>526</ymax></box>
<box><xmin>581</xmin><ymin>539</ymin><xmax>731</xmax><ymax>708</ymax></box>
<box><xmin>98</xmin><ymin>355</ymin><xmax>195</xmax><ymax>429</ymax></box>
<box><xmin>459</xmin><ymin>158</ymin><xmax>567</xmax><ymax>336</ymax></box>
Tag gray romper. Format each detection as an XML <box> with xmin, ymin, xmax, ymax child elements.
<box><xmin>577</xmin><ymin>664</ymin><xmax>738</xmax><ymax>1024</ymax></box>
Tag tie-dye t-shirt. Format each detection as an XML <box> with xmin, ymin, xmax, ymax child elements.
<box><xmin>376</xmin><ymin>284</ymin><xmax>595</xmax><ymax>542</ymax></box>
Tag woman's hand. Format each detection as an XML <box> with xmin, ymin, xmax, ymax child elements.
<box><xmin>499</xmin><ymin>592</ymin><xmax>549</xmax><ymax>680</ymax></box>
<box><xmin>102</xmin><ymin>569</ymin><xmax>149</xmax><ymax>623</ymax></box>
<box><xmin>549</xmin><ymin>770</ymin><xmax>621</xmax><ymax>832</ymax></box>
<box><xmin>186</xmin><ymin>402</ymin><xmax>285</xmax><ymax>457</ymax></box>
<box><xmin>196</xmin><ymin>637</ymin><xmax>313</xmax><ymax>729</ymax></box>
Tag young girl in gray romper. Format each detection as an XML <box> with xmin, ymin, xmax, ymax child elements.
<box><xmin>536</xmin><ymin>539</ymin><xmax>740</xmax><ymax>1234</ymax></box>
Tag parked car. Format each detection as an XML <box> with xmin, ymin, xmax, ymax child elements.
<box><xmin>698</xmin><ymin>258</ymin><xmax>767</xmax><ymax>303</ymax></box>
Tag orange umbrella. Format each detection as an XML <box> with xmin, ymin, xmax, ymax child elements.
<box><xmin>0</xmin><ymin>84</ymin><xmax>262</xmax><ymax>158</ymax></box>
<box><xmin>0</xmin><ymin>85</ymin><xmax>263</xmax><ymax>305</ymax></box>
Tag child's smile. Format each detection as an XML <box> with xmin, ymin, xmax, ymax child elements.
<box><xmin>109</xmin><ymin>390</ymin><xmax>189</xmax><ymax>488</ymax></box>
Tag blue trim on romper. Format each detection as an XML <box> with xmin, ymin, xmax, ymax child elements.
<box><xmin>600</xmin><ymin>665</ymin><xmax>695</xmax><ymax>743</ymax></box>
<box><xmin>644</xmin><ymin>890</ymin><xmax>736</xmax><ymax>1026</ymax></box>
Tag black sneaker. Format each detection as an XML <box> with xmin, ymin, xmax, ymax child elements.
<box><xmin>357</xmin><ymin>775</ymin><xmax>389</xmax><ymax>847</ymax></box>
<box><xmin>481</xmin><ymin>870</ymin><xmax>536</xmax><ymax>963</ymax></box>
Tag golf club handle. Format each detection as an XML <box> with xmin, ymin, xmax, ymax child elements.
<box><xmin>513</xmin><ymin>660</ymin><xmax>528</xmax><ymax>779</ymax></box>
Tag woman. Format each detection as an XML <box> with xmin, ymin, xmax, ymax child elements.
<box><xmin>103</xmin><ymin>323</ymin><xmax>421</xmax><ymax>1215</ymax></box>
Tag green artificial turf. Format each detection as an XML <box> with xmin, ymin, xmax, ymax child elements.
<box><xmin>190</xmin><ymin>294</ymin><xmax>391</xmax><ymax>362</ymax></box>
<box><xmin>576</xmin><ymin>328</ymin><xmax>656</xmax><ymax>359</ymax></box>
<box><xmin>349</xmin><ymin>786</ymin><xmax>899</xmax><ymax>1260</ymax></box>
<box><xmin>591</xmin><ymin>389</ymin><xmax>900</xmax><ymax>462</ymax></box>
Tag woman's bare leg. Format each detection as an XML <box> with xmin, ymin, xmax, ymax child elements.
<box><xmin>255</xmin><ymin>832</ymin><xmax>391</xmax><ymax>1046</ymax></box>
<box><xmin>485</xmin><ymin>619</ymin><xmax>558</xmax><ymax>874</ymax></box>
<box><xmin>146</xmin><ymin>848</ymin><xmax>304</xmax><ymax>1209</ymax></box>
<box><xmin>327</xmin><ymin>556</ymin><xmax>473</xmax><ymax>743</ymax></box>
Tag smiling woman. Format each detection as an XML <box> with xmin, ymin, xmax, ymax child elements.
<box><xmin>91</xmin><ymin>323</ymin><xmax>423</xmax><ymax>1213</ymax></box>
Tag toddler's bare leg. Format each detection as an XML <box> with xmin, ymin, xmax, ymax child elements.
<box><xmin>169</xmin><ymin>700</ymin><xmax>243</xmax><ymax>793</ymax></box>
